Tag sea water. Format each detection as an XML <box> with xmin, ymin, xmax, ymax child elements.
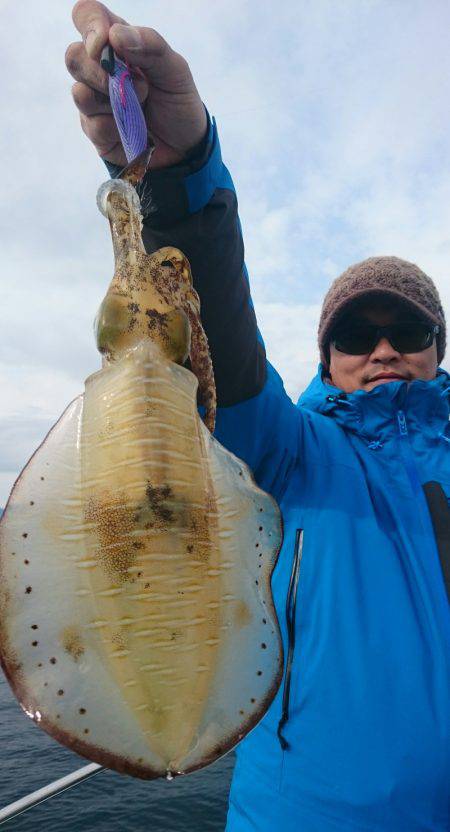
<box><xmin>0</xmin><ymin>675</ymin><xmax>234</xmax><ymax>831</ymax></box>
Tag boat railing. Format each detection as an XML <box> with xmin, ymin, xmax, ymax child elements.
<box><xmin>0</xmin><ymin>763</ymin><xmax>105</xmax><ymax>825</ymax></box>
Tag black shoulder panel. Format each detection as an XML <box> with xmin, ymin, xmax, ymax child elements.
<box><xmin>423</xmin><ymin>481</ymin><xmax>450</xmax><ymax>603</ymax></box>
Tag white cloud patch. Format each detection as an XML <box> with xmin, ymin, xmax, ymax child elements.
<box><xmin>256</xmin><ymin>302</ymin><xmax>321</xmax><ymax>402</ymax></box>
<box><xmin>0</xmin><ymin>0</ymin><xmax>449</xmax><ymax>504</ymax></box>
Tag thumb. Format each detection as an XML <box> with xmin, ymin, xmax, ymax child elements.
<box><xmin>109</xmin><ymin>23</ymin><xmax>173</xmax><ymax>83</ymax></box>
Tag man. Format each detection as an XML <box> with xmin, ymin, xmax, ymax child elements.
<box><xmin>67</xmin><ymin>3</ymin><xmax>450</xmax><ymax>829</ymax></box>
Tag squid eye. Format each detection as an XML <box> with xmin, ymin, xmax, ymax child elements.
<box><xmin>160</xmin><ymin>260</ymin><xmax>174</xmax><ymax>268</ymax></box>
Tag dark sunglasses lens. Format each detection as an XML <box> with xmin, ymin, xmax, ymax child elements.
<box><xmin>332</xmin><ymin>327</ymin><xmax>376</xmax><ymax>354</ymax></box>
<box><xmin>390</xmin><ymin>323</ymin><xmax>433</xmax><ymax>352</ymax></box>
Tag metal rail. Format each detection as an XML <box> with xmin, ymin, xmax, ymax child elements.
<box><xmin>0</xmin><ymin>763</ymin><xmax>105</xmax><ymax>825</ymax></box>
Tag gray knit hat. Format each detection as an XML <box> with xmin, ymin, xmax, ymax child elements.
<box><xmin>318</xmin><ymin>256</ymin><xmax>446</xmax><ymax>366</ymax></box>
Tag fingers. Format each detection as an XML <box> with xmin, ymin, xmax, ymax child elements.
<box><xmin>109</xmin><ymin>23</ymin><xmax>192</xmax><ymax>90</ymax></box>
<box><xmin>66</xmin><ymin>40</ymin><xmax>109</xmax><ymax>95</ymax></box>
<box><xmin>72</xmin><ymin>1</ymin><xmax>188</xmax><ymax>92</ymax></box>
<box><xmin>72</xmin><ymin>0</ymin><xmax>125</xmax><ymax>59</ymax></box>
<box><xmin>67</xmin><ymin>10</ymin><xmax>149</xmax><ymax>106</ymax></box>
<box><xmin>70</xmin><ymin>71</ymin><xmax>148</xmax><ymax>118</ymax></box>
<box><xmin>72</xmin><ymin>82</ymin><xmax>111</xmax><ymax>117</ymax></box>
<box><xmin>79</xmin><ymin>112</ymin><xmax>125</xmax><ymax>164</ymax></box>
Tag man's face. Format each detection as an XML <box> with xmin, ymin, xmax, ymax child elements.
<box><xmin>328</xmin><ymin>298</ymin><xmax>438</xmax><ymax>393</ymax></box>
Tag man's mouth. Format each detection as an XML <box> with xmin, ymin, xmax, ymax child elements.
<box><xmin>368</xmin><ymin>372</ymin><xmax>409</xmax><ymax>383</ymax></box>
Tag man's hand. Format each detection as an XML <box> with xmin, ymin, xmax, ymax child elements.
<box><xmin>66</xmin><ymin>0</ymin><xmax>207</xmax><ymax>168</ymax></box>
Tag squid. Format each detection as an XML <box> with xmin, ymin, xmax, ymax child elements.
<box><xmin>0</xmin><ymin>152</ymin><xmax>283</xmax><ymax>779</ymax></box>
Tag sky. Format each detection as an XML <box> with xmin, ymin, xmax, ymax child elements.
<box><xmin>1</xmin><ymin>0</ymin><xmax>449</xmax><ymax>506</ymax></box>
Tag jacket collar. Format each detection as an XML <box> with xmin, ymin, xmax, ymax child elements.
<box><xmin>298</xmin><ymin>366</ymin><xmax>450</xmax><ymax>443</ymax></box>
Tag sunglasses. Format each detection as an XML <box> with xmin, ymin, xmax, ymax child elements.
<box><xmin>331</xmin><ymin>322</ymin><xmax>440</xmax><ymax>356</ymax></box>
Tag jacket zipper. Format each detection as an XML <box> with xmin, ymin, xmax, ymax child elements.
<box><xmin>397</xmin><ymin>409</ymin><xmax>407</xmax><ymax>436</ymax></box>
<box><xmin>397</xmin><ymin>409</ymin><xmax>423</xmax><ymax>495</ymax></box>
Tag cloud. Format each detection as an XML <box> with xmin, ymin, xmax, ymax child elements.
<box><xmin>256</xmin><ymin>302</ymin><xmax>321</xmax><ymax>401</ymax></box>
<box><xmin>0</xmin><ymin>0</ymin><xmax>449</xmax><ymax>504</ymax></box>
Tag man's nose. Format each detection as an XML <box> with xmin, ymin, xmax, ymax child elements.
<box><xmin>370</xmin><ymin>336</ymin><xmax>401</xmax><ymax>361</ymax></box>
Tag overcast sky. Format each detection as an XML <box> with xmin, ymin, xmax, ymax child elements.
<box><xmin>1</xmin><ymin>0</ymin><xmax>449</xmax><ymax>506</ymax></box>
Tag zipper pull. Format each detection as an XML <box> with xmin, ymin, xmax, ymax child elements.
<box><xmin>397</xmin><ymin>409</ymin><xmax>408</xmax><ymax>436</ymax></box>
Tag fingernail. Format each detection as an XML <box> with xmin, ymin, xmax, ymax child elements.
<box><xmin>113</xmin><ymin>24</ymin><xmax>141</xmax><ymax>48</ymax></box>
<box><xmin>84</xmin><ymin>27</ymin><xmax>99</xmax><ymax>57</ymax></box>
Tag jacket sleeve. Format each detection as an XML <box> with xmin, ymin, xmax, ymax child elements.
<box><xmin>105</xmin><ymin>113</ymin><xmax>301</xmax><ymax>502</ymax></box>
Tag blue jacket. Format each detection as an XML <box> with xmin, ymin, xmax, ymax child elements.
<box><xmin>217</xmin><ymin>364</ymin><xmax>450</xmax><ymax>831</ymax></box>
<box><xmin>139</xmin><ymin>117</ymin><xmax>450</xmax><ymax>831</ymax></box>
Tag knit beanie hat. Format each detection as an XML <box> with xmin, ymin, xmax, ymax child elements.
<box><xmin>318</xmin><ymin>256</ymin><xmax>446</xmax><ymax>366</ymax></box>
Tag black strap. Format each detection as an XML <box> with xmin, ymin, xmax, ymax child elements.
<box><xmin>422</xmin><ymin>481</ymin><xmax>450</xmax><ymax>603</ymax></box>
<box><xmin>277</xmin><ymin>528</ymin><xmax>303</xmax><ymax>750</ymax></box>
